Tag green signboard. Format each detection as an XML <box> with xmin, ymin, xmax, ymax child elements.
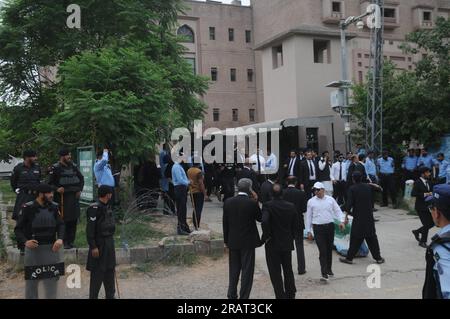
<box><xmin>77</xmin><ymin>146</ymin><xmax>95</xmax><ymax>204</ymax></box>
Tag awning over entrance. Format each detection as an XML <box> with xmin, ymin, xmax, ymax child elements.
<box><xmin>210</xmin><ymin>116</ymin><xmax>335</xmax><ymax>136</ymax></box>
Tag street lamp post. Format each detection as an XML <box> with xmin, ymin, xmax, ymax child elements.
<box><xmin>338</xmin><ymin>12</ymin><xmax>373</xmax><ymax>153</ymax></box>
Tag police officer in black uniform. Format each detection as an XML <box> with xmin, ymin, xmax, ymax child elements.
<box><xmin>14</xmin><ymin>184</ymin><xmax>65</xmax><ymax>299</ymax></box>
<box><xmin>86</xmin><ymin>185</ymin><xmax>116</xmax><ymax>299</ymax></box>
<box><xmin>48</xmin><ymin>148</ymin><xmax>84</xmax><ymax>249</ymax></box>
<box><xmin>11</xmin><ymin>150</ymin><xmax>41</xmax><ymax>221</ymax></box>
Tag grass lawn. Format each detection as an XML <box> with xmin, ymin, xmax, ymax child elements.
<box><xmin>0</xmin><ymin>179</ymin><xmax>15</xmax><ymax>204</ymax></box>
<box><xmin>74</xmin><ymin>207</ymin><xmax>167</xmax><ymax>249</ymax></box>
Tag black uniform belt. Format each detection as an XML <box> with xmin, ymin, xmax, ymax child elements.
<box><xmin>19</xmin><ymin>189</ymin><xmax>34</xmax><ymax>195</ymax></box>
<box><xmin>32</xmin><ymin>236</ymin><xmax>56</xmax><ymax>245</ymax></box>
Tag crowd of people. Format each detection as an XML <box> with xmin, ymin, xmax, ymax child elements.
<box><xmin>7</xmin><ymin>143</ymin><xmax>450</xmax><ymax>299</ymax></box>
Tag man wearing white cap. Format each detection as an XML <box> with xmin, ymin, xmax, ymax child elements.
<box><xmin>306</xmin><ymin>182</ymin><xmax>345</xmax><ymax>282</ymax></box>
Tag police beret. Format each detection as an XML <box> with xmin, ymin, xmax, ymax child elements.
<box><xmin>58</xmin><ymin>148</ymin><xmax>70</xmax><ymax>156</ymax></box>
<box><xmin>35</xmin><ymin>183</ymin><xmax>55</xmax><ymax>193</ymax></box>
<box><xmin>23</xmin><ymin>149</ymin><xmax>37</xmax><ymax>158</ymax></box>
<box><xmin>98</xmin><ymin>185</ymin><xmax>113</xmax><ymax>197</ymax></box>
<box><xmin>426</xmin><ymin>184</ymin><xmax>450</xmax><ymax>217</ymax></box>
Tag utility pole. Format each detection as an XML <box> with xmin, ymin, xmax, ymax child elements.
<box><xmin>366</xmin><ymin>0</ymin><xmax>384</xmax><ymax>154</ymax></box>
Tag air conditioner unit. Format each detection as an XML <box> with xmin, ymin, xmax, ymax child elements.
<box><xmin>330</xmin><ymin>90</ymin><xmax>344</xmax><ymax>111</ymax></box>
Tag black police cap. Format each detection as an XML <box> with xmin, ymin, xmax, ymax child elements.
<box><xmin>98</xmin><ymin>185</ymin><xmax>113</xmax><ymax>197</ymax></box>
<box><xmin>23</xmin><ymin>149</ymin><xmax>37</xmax><ymax>158</ymax></box>
<box><xmin>35</xmin><ymin>184</ymin><xmax>55</xmax><ymax>194</ymax></box>
<box><xmin>58</xmin><ymin>148</ymin><xmax>70</xmax><ymax>156</ymax></box>
<box><xmin>419</xmin><ymin>166</ymin><xmax>431</xmax><ymax>175</ymax></box>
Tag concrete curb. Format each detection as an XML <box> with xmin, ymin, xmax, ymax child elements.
<box><xmin>2</xmin><ymin>202</ymin><xmax>224</xmax><ymax>266</ymax></box>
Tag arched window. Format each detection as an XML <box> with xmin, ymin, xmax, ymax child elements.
<box><xmin>177</xmin><ymin>25</ymin><xmax>195</xmax><ymax>43</ymax></box>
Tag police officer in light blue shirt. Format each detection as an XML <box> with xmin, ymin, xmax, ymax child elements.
<box><xmin>172</xmin><ymin>156</ymin><xmax>191</xmax><ymax>235</ymax></box>
<box><xmin>377</xmin><ymin>150</ymin><xmax>397</xmax><ymax>208</ymax></box>
<box><xmin>417</xmin><ymin>148</ymin><xmax>434</xmax><ymax>170</ymax></box>
<box><xmin>402</xmin><ymin>148</ymin><xmax>418</xmax><ymax>182</ymax></box>
<box><xmin>423</xmin><ymin>184</ymin><xmax>450</xmax><ymax>299</ymax></box>
<box><xmin>365</xmin><ymin>151</ymin><xmax>377</xmax><ymax>183</ymax></box>
<box><xmin>434</xmin><ymin>153</ymin><xmax>449</xmax><ymax>185</ymax></box>
<box><xmin>94</xmin><ymin>149</ymin><xmax>115</xmax><ymax>187</ymax></box>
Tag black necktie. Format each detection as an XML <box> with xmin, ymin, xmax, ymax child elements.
<box><xmin>309</xmin><ymin>160</ymin><xmax>314</xmax><ymax>177</ymax></box>
<box><xmin>257</xmin><ymin>154</ymin><xmax>261</xmax><ymax>174</ymax></box>
<box><xmin>339</xmin><ymin>162</ymin><xmax>342</xmax><ymax>180</ymax></box>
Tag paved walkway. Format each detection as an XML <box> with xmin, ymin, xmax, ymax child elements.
<box><xmin>0</xmin><ymin>197</ymin><xmax>436</xmax><ymax>299</ymax></box>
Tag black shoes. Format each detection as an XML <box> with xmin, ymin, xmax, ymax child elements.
<box><xmin>376</xmin><ymin>258</ymin><xmax>385</xmax><ymax>264</ymax></box>
<box><xmin>298</xmin><ymin>270</ymin><xmax>306</xmax><ymax>275</ymax></box>
<box><xmin>412</xmin><ymin>230</ymin><xmax>421</xmax><ymax>243</ymax></box>
<box><xmin>320</xmin><ymin>274</ymin><xmax>329</xmax><ymax>283</ymax></box>
<box><xmin>327</xmin><ymin>271</ymin><xmax>334</xmax><ymax>277</ymax></box>
<box><xmin>339</xmin><ymin>257</ymin><xmax>353</xmax><ymax>264</ymax></box>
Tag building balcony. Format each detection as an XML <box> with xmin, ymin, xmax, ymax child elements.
<box><xmin>323</xmin><ymin>11</ymin><xmax>344</xmax><ymax>24</ymax></box>
<box><xmin>413</xmin><ymin>6</ymin><xmax>435</xmax><ymax>30</ymax></box>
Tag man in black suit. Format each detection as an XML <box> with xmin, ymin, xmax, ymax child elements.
<box><xmin>261</xmin><ymin>184</ymin><xmax>299</xmax><ymax>299</ymax></box>
<box><xmin>300</xmin><ymin>150</ymin><xmax>319</xmax><ymax>199</ymax></box>
<box><xmin>235</xmin><ymin>158</ymin><xmax>261</xmax><ymax>198</ymax></box>
<box><xmin>339</xmin><ymin>172</ymin><xmax>385</xmax><ymax>265</ymax></box>
<box><xmin>223</xmin><ymin>178</ymin><xmax>262</xmax><ymax>299</ymax></box>
<box><xmin>282</xmin><ymin>177</ymin><xmax>308</xmax><ymax>275</ymax></box>
<box><xmin>412</xmin><ymin>167</ymin><xmax>435</xmax><ymax>248</ymax></box>
<box><xmin>346</xmin><ymin>154</ymin><xmax>368</xmax><ymax>188</ymax></box>
<box><xmin>283</xmin><ymin>150</ymin><xmax>301</xmax><ymax>185</ymax></box>
<box><xmin>260</xmin><ymin>174</ymin><xmax>277</xmax><ymax>204</ymax></box>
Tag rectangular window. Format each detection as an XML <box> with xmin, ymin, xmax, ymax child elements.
<box><xmin>213</xmin><ymin>108</ymin><xmax>220</xmax><ymax>122</ymax></box>
<box><xmin>211</xmin><ymin>67</ymin><xmax>218</xmax><ymax>81</ymax></box>
<box><xmin>306</xmin><ymin>128</ymin><xmax>319</xmax><ymax>153</ymax></box>
<box><xmin>185</xmin><ymin>58</ymin><xmax>196</xmax><ymax>75</ymax></box>
<box><xmin>249</xmin><ymin>109</ymin><xmax>256</xmax><ymax>122</ymax></box>
<box><xmin>230</xmin><ymin>68</ymin><xmax>236</xmax><ymax>82</ymax></box>
<box><xmin>423</xmin><ymin>11</ymin><xmax>432</xmax><ymax>21</ymax></box>
<box><xmin>358</xmin><ymin>71</ymin><xmax>363</xmax><ymax>84</ymax></box>
<box><xmin>384</xmin><ymin>8</ymin><xmax>396</xmax><ymax>18</ymax></box>
<box><xmin>332</xmin><ymin>1</ymin><xmax>341</xmax><ymax>13</ymax></box>
<box><xmin>229</xmin><ymin>28</ymin><xmax>234</xmax><ymax>41</ymax></box>
<box><xmin>313</xmin><ymin>39</ymin><xmax>331</xmax><ymax>64</ymax></box>
<box><xmin>232</xmin><ymin>109</ymin><xmax>238</xmax><ymax>122</ymax></box>
<box><xmin>209</xmin><ymin>27</ymin><xmax>215</xmax><ymax>40</ymax></box>
<box><xmin>245</xmin><ymin>30</ymin><xmax>252</xmax><ymax>43</ymax></box>
<box><xmin>247</xmin><ymin>69</ymin><xmax>254</xmax><ymax>82</ymax></box>
<box><xmin>272</xmin><ymin>45</ymin><xmax>284</xmax><ymax>69</ymax></box>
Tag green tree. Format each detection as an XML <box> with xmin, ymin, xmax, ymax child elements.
<box><xmin>0</xmin><ymin>0</ymin><xmax>208</xmax><ymax>166</ymax></box>
<box><xmin>351</xmin><ymin>17</ymin><xmax>450</xmax><ymax>152</ymax></box>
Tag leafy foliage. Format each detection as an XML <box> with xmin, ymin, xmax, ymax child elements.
<box><xmin>352</xmin><ymin>17</ymin><xmax>450</xmax><ymax>152</ymax></box>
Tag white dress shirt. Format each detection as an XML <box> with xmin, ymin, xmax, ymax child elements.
<box><xmin>331</xmin><ymin>161</ymin><xmax>347</xmax><ymax>182</ymax></box>
<box><xmin>250</xmin><ymin>153</ymin><xmax>266</xmax><ymax>173</ymax></box>
<box><xmin>265</xmin><ymin>153</ymin><xmax>278</xmax><ymax>173</ymax></box>
<box><xmin>305</xmin><ymin>195</ymin><xmax>344</xmax><ymax>233</ymax></box>
<box><xmin>288</xmin><ymin>157</ymin><xmax>297</xmax><ymax>176</ymax></box>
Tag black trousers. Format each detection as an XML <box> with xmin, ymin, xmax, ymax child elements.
<box><xmin>89</xmin><ymin>268</ymin><xmax>115</xmax><ymax>299</ymax></box>
<box><xmin>174</xmin><ymin>185</ymin><xmax>189</xmax><ymax>230</ymax></box>
<box><xmin>379</xmin><ymin>173</ymin><xmax>397</xmax><ymax>206</ymax></box>
<box><xmin>416</xmin><ymin>209</ymin><xmax>435</xmax><ymax>243</ymax></box>
<box><xmin>313</xmin><ymin>223</ymin><xmax>335</xmax><ymax>276</ymax></box>
<box><xmin>304</xmin><ymin>180</ymin><xmax>317</xmax><ymax>199</ymax></box>
<box><xmin>222</xmin><ymin>178</ymin><xmax>235</xmax><ymax>202</ymax></box>
<box><xmin>191</xmin><ymin>192</ymin><xmax>204</xmax><ymax>229</ymax></box>
<box><xmin>227</xmin><ymin>248</ymin><xmax>255</xmax><ymax>299</ymax></box>
<box><xmin>265</xmin><ymin>246</ymin><xmax>296</xmax><ymax>299</ymax></box>
<box><xmin>333</xmin><ymin>181</ymin><xmax>346</xmax><ymax>206</ymax></box>
<box><xmin>64</xmin><ymin>220</ymin><xmax>77</xmax><ymax>246</ymax></box>
<box><xmin>295</xmin><ymin>237</ymin><xmax>306</xmax><ymax>273</ymax></box>
<box><xmin>162</xmin><ymin>191</ymin><xmax>175</xmax><ymax>214</ymax></box>
<box><xmin>347</xmin><ymin>234</ymin><xmax>382</xmax><ymax>261</ymax></box>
